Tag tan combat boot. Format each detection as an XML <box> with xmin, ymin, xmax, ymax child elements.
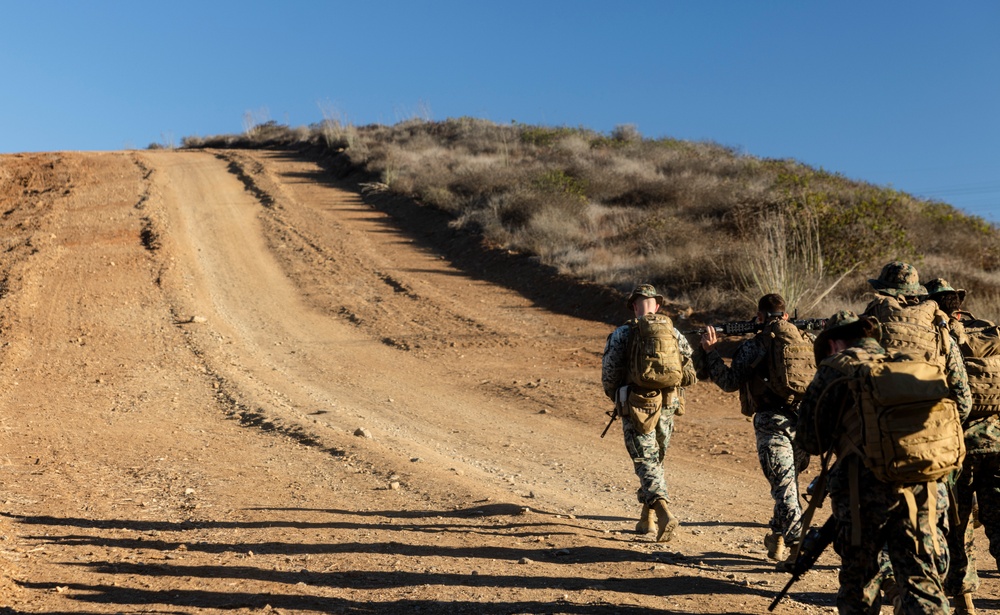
<box><xmin>763</xmin><ymin>532</ymin><xmax>786</xmax><ymax>560</ymax></box>
<box><xmin>651</xmin><ymin>499</ymin><xmax>678</xmax><ymax>543</ymax></box>
<box><xmin>635</xmin><ymin>503</ymin><xmax>654</xmax><ymax>534</ymax></box>
<box><xmin>954</xmin><ymin>593</ymin><xmax>977</xmax><ymax>615</ymax></box>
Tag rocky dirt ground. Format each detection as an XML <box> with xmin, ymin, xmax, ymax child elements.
<box><xmin>0</xmin><ymin>149</ymin><xmax>995</xmax><ymax>614</ymax></box>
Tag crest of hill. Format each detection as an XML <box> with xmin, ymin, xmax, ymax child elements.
<box><xmin>180</xmin><ymin>118</ymin><xmax>1000</xmax><ymax>322</ymax></box>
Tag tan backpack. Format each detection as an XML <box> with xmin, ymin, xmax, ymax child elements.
<box><xmin>755</xmin><ymin>319</ymin><xmax>815</xmax><ymax>404</ymax></box>
<box><xmin>865</xmin><ymin>296</ymin><xmax>949</xmax><ymax>364</ymax></box>
<box><xmin>824</xmin><ymin>349</ymin><xmax>965</xmax><ymax>484</ymax></box>
<box><xmin>951</xmin><ymin>312</ymin><xmax>1000</xmax><ymax>418</ymax></box>
<box><xmin>627</xmin><ymin>313</ymin><xmax>683</xmax><ymax>390</ymax></box>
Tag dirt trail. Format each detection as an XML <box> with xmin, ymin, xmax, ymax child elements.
<box><xmin>0</xmin><ymin>149</ymin><xmax>995</xmax><ymax>614</ymax></box>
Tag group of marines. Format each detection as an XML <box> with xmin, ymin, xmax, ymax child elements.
<box><xmin>602</xmin><ymin>261</ymin><xmax>999</xmax><ymax>614</ymax></box>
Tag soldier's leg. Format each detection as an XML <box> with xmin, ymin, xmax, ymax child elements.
<box><xmin>830</xmin><ymin>461</ymin><xmax>891</xmax><ymax>614</ymax></box>
<box><xmin>622</xmin><ymin>414</ymin><xmax>669</xmax><ymax>505</ymax></box>
<box><xmin>834</xmin><ymin>522</ymin><xmax>886</xmax><ymax>614</ymax></box>
<box><xmin>944</xmin><ymin>457</ymin><xmax>979</xmax><ymax>598</ymax></box>
<box><xmin>655</xmin><ymin>405</ymin><xmax>675</xmax><ymax>464</ymax></box>
<box><xmin>753</xmin><ymin>411</ymin><xmax>803</xmax><ymax>542</ymax></box>
<box><xmin>976</xmin><ymin>453</ymin><xmax>1000</xmax><ymax>566</ymax></box>
<box><xmin>886</xmin><ymin>483</ymin><xmax>950</xmax><ymax>614</ymax></box>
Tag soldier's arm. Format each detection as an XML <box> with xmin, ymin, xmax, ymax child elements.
<box><xmin>944</xmin><ymin>334</ymin><xmax>973</xmax><ymax>421</ymax></box>
<box><xmin>601</xmin><ymin>326</ymin><xmax>629</xmax><ymax>399</ymax></box>
<box><xmin>704</xmin><ymin>339</ymin><xmax>763</xmax><ymax>393</ymax></box>
<box><xmin>674</xmin><ymin>327</ymin><xmax>698</xmax><ymax>387</ymax></box>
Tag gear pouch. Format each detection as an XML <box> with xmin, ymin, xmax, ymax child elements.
<box><xmin>628</xmin><ymin>388</ymin><xmax>662</xmax><ymax>434</ymax></box>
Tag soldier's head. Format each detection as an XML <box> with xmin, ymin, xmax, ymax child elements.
<box><xmin>757</xmin><ymin>293</ymin><xmax>787</xmax><ymax>323</ymax></box>
<box><xmin>626</xmin><ymin>284</ymin><xmax>664</xmax><ymax>318</ymax></box>
<box><xmin>868</xmin><ymin>261</ymin><xmax>927</xmax><ymax>299</ymax></box>
<box><xmin>925</xmin><ymin>278</ymin><xmax>966</xmax><ymax>316</ymax></box>
<box><xmin>813</xmin><ymin>310</ymin><xmax>878</xmax><ymax>366</ymax></box>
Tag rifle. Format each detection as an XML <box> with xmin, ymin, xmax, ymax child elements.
<box><xmin>768</xmin><ymin>515</ymin><xmax>836</xmax><ymax>611</ymax></box>
<box><xmin>600</xmin><ymin>407</ymin><xmax>618</xmax><ymax>438</ymax></box>
<box><xmin>685</xmin><ymin>316</ymin><xmax>828</xmax><ymax>337</ymax></box>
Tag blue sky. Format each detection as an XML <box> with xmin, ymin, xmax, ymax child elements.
<box><xmin>2</xmin><ymin>1</ymin><xmax>998</xmax><ymax>222</ymax></box>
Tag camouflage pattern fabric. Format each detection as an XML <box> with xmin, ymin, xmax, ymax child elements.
<box><xmin>796</xmin><ymin>337</ymin><xmax>951</xmax><ymax>613</ymax></box>
<box><xmin>827</xmin><ymin>461</ymin><xmax>950</xmax><ymax>614</ymax></box>
<box><xmin>944</xmin><ymin>333</ymin><xmax>974</xmax><ymax>421</ymax></box>
<box><xmin>602</xmin><ymin>321</ymin><xmax>695</xmax><ymax>505</ymax></box>
<box><xmin>705</xmin><ymin>337</ymin><xmax>811</xmax><ymax>542</ymax></box>
<box><xmin>943</xmin><ymin>310</ymin><xmax>1000</xmax><ymax>598</ymax></box>
<box><xmin>945</xmin><ymin>451</ymin><xmax>1000</xmax><ymax>596</ymax></box>
<box><xmin>621</xmin><ymin>403</ymin><xmax>675</xmax><ymax>504</ymax></box>
<box><xmin>754</xmin><ymin>411</ymin><xmax>810</xmax><ymax>541</ymax></box>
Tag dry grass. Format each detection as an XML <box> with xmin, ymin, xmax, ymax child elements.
<box><xmin>180</xmin><ymin>117</ymin><xmax>1000</xmax><ymax>322</ymax></box>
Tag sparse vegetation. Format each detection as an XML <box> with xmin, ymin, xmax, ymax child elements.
<box><xmin>181</xmin><ymin>116</ymin><xmax>1000</xmax><ymax>321</ymax></box>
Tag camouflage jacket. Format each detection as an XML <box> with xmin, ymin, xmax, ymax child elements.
<box><xmin>704</xmin><ymin>337</ymin><xmax>775</xmax><ymax>415</ymax></box>
<box><xmin>601</xmin><ymin>321</ymin><xmax>696</xmax><ymax>401</ymax></box>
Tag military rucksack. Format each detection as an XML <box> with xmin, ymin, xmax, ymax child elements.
<box><xmin>824</xmin><ymin>349</ymin><xmax>965</xmax><ymax>484</ymax></box>
<box><xmin>865</xmin><ymin>295</ymin><xmax>949</xmax><ymax>364</ymax></box>
<box><xmin>627</xmin><ymin>313</ymin><xmax>683</xmax><ymax>390</ymax></box>
<box><xmin>950</xmin><ymin>312</ymin><xmax>1000</xmax><ymax>418</ymax></box>
<box><xmin>755</xmin><ymin>318</ymin><xmax>815</xmax><ymax>404</ymax></box>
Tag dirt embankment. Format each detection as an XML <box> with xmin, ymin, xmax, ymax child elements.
<box><xmin>0</xmin><ymin>149</ymin><xmax>994</xmax><ymax>614</ymax></box>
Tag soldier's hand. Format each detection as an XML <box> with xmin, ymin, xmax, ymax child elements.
<box><xmin>700</xmin><ymin>326</ymin><xmax>718</xmax><ymax>352</ymax></box>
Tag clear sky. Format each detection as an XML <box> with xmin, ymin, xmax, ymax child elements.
<box><xmin>2</xmin><ymin>1</ymin><xmax>998</xmax><ymax>222</ymax></box>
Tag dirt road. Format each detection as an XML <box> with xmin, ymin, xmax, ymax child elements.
<box><xmin>0</xmin><ymin>149</ymin><xmax>994</xmax><ymax>613</ymax></box>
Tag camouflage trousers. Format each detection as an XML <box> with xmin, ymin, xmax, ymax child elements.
<box><xmin>622</xmin><ymin>404</ymin><xmax>675</xmax><ymax>505</ymax></box>
<box><xmin>753</xmin><ymin>409</ymin><xmax>810</xmax><ymax>542</ymax></box>
<box><xmin>945</xmin><ymin>451</ymin><xmax>1000</xmax><ymax>597</ymax></box>
<box><xmin>829</xmin><ymin>455</ymin><xmax>950</xmax><ymax>614</ymax></box>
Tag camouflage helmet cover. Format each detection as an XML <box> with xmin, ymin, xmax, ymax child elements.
<box><xmin>868</xmin><ymin>261</ymin><xmax>927</xmax><ymax>297</ymax></box>
<box><xmin>924</xmin><ymin>277</ymin><xmax>967</xmax><ymax>302</ymax></box>
<box><xmin>625</xmin><ymin>284</ymin><xmax>665</xmax><ymax>309</ymax></box>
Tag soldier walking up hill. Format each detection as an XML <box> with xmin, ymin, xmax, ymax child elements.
<box><xmin>602</xmin><ymin>284</ymin><xmax>697</xmax><ymax>542</ymax></box>
<box><xmin>927</xmin><ymin>278</ymin><xmax>1000</xmax><ymax>615</ymax></box>
<box><xmin>699</xmin><ymin>293</ymin><xmax>813</xmax><ymax>564</ymax></box>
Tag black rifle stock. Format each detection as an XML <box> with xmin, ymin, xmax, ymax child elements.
<box><xmin>768</xmin><ymin>516</ymin><xmax>836</xmax><ymax>611</ymax></box>
<box><xmin>600</xmin><ymin>407</ymin><xmax>618</xmax><ymax>438</ymax></box>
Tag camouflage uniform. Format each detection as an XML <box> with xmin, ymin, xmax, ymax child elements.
<box><xmin>602</xmin><ymin>288</ymin><xmax>696</xmax><ymax>507</ymax></box>
<box><xmin>703</xmin><ymin>327</ymin><xmax>810</xmax><ymax>545</ymax></box>
<box><xmin>926</xmin><ymin>279</ymin><xmax>1000</xmax><ymax>604</ymax></box>
<box><xmin>797</xmin><ymin>335</ymin><xmax>957</xmax><ymax>614</ymax></box>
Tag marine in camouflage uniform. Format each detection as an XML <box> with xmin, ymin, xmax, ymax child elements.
<box><xmin>927</xmin><ymin>278</ymin><xmax>1000</xmax><ymax>615</ymax></box>
<box><xmin>700</xmin><ymin>293</ymin><xmax>811</xmax><ymax>561</ymax></box>
<box><xmin>796</xmin><ymin>309</ymin><xmax>971</xmax><ymax>614</ymax></box>
<box><xmin>602</xmin><ymin>284</ymin><xmax>697</xmax><ymax>542</ymax></box>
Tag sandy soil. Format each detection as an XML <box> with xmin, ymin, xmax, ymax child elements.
<box><xmin>0</xmin><ymin>149</ymin><xmax>995</xmax><ymax>614</ymax></box>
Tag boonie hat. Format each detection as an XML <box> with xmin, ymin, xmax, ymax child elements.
<box><xmin>868</xmin><ymin>261</ymin><xmax>927</xmax><ymax>297</ymax></box>
<box><xmin>626</xmin><ymin>284</ymin><xmax>665</xmax><ymax>309</ymax></box>
<box><xmin>925</xmin><ymin>278</ymin><xmax>966</xmax><ymax>302</ymax></box>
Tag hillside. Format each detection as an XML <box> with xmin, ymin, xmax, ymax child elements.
<box><xmin>184</xmin><ymin>118</ymin><xmax>1000</xmax><ymax>322</ymax></box>
<box><xmin>0</xmin><ymin>148</ymin><xmax>996</xmax><ymax>614</ymax></box>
